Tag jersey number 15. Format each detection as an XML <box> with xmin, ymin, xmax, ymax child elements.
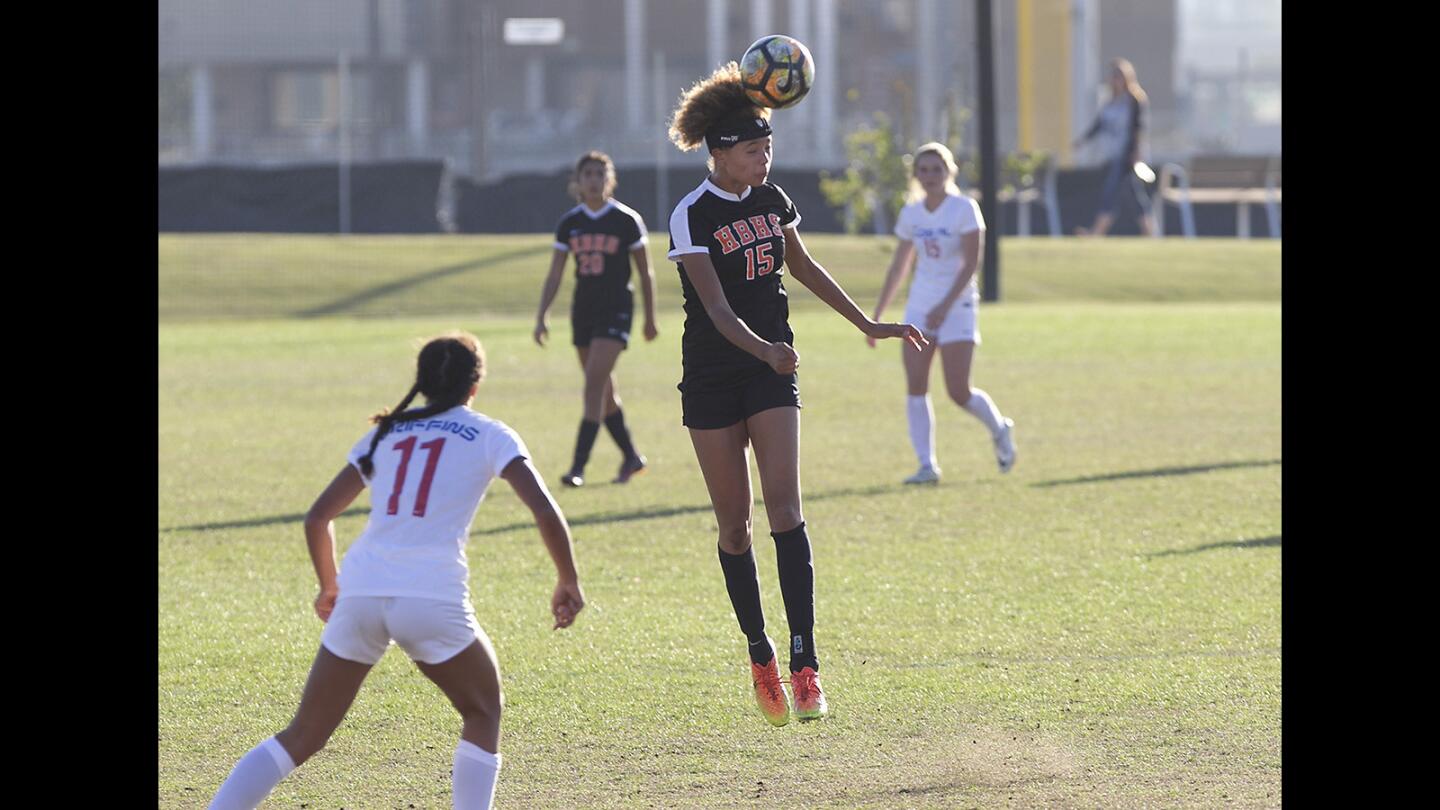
<box><xmin>744</xmin><ymin>243</ymin><xmax>775</xmax><ymax>281</ymax></box>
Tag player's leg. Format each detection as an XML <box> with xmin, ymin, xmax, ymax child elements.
<box><xmin>689</xmin><ymin>418</ymin><xmax>763</xmax><ymax>646</ymax></box>
<box><xmin>415</xmin><ymin>634</ymin><xmax>504</xmax><ymax>810</ymax></box>
<box><xmin>209</xmin><ymin>646</ymin><xmax>373</xmax><ymax>810</ymax></box>
<box><xmin>940</xmin><ymin>339</ymin><xmax>1015</xmax><ymax>473</ymax></box>
<box><xmin>1086</xmin><ymin>159</ymin><xmax>1124</xmax><ymax>236</ymax></box>
<box><xmin>1130</xmin><ymin>170</ymin><xmax>1157</xmax><ymax>235</ymax></box>
<box><xmin>901</xmin><ymin>329</ymin><xmax>941</xmax><ymax>482</ymax></box>
<box><xmin>561</xmin><ymin>339</ymin><xmax>601</xmax><ymax>487</ymax></box>
<box><xmin>747</xmin><ymin>402</ymin><xmax>827</xmax><ymax>720</ymax></box>
<box><xmin>688</xmin><ymin>413</ymin><xmax>789</xmax><ymax>726</ymax></box>
<box><xmin>580</xmin><ymin>337</ymin><xmax>624</xmax><ymax>423</ymax></box>
<box><xmin>584</xmin><ymin>335</ymin><xmax>645</xmax><ymax>482</ymax></box>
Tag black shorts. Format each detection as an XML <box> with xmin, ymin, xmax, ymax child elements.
<box><xmin>571</xmin><ymin>306</ymin><xmax>632</xmax><ymax>348</ymax></box>
<box><xmin>681</xmin><ymin>371</ymin><xmax>801</xmax><ymax>429</ymax></box>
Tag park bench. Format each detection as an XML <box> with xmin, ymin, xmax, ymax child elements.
<box><xmin>964</xmin><ymin>154</ymin><xmax>1062</xmax><ymax>237</ymax></box>
<box><xmin>1152</xmin><ymin>154</ymin><xmax>1281</xmax><ymax>238</ymax></box>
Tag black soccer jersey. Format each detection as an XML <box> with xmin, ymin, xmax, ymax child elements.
<box><xmin>553</xmin><ymin>200</ymin><xmax>649</xmax><ymax>314</ymax></box>
<box><xmin>667</xmin><ymin>178</ymin><xmax>803</xmax><ymax>392</ymax></box>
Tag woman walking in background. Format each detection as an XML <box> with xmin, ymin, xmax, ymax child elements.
<box><xmin>1074</xmin><ymin>58</ymin><xmax>1157</xmax><ymax>237</ymax></box>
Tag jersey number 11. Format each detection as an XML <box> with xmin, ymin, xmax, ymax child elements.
<box><xmin>386</xmin><ymin>437</ymin><xmax>447</xmax><ymax>517</ymax></box>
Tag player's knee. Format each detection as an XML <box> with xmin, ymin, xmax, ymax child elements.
<box><xmin>947</xmin><ymin>384</ymin><xmax>972</xmax><ymax>406</ymax></box>
<box><xmin>717</xmin><ymin>520</ymin><xmax>753</xmax><ymax>554</ymax></box>
<box><xmin>455</xmin><ymin>689</ymin><xmax>502</xmax><ymax>724</ymax></box>
<box><xmin>768</xmin><ymin>505</ymin><xmax>803</xmax><ymax>534</ymax></box>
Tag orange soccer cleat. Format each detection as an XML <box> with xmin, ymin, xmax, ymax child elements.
<box><xmin>612</xmin><ymin>454</ymin><xmax>647</xmax><ymax>484</ymax></box>
<box><xmin>790</xmin><ymin>666</ymin><xmax>828</xmax><ymax>721</ymax></box>
<box><xmin>750</xmin><ymin>642</ymin><xmax>791</xmax><ymax>726</ymax></box>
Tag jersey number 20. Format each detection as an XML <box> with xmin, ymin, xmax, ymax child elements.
<box><xmin>578</xmin><ymin>253</ymin><xmax>605</xmax><ymax>276</ymax></box>
<box><xmin>386</xmin><ymin>436</ymin><xmax>446</xmax><ymax>516</ymax></box>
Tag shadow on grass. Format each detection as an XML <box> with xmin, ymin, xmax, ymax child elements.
<box><xmin>161</xmin><ymin>481</ymin><xmax>911</xmax><ymax>536</ymax></box>
<box><xmin>295</xmin><ymin>245</ymin><xmax>548</xmax><ymax>318</ymax></box>
<box><xmin>472</xmin><ymin>501</ymin><xmax>715</xmax><ymax>536</ymax></box>
<box><xmin>1031</xmin><ymin>458</ymin><xmax>1280</xmax><ymax>488</ymax></box>
<box><xmin>473</xmin><ymin>482</ymin><xmax>905</xmax><ymax>537</ymax></box>
<box><xmin>1147</xmin><ymin>535</ymin><xmax>1281</xmax><ymax>558</ymax></box>
<box><xmin>160</xmin><ymin>507</ymin><xmax>371</xmax><ymax>533</ymax></box>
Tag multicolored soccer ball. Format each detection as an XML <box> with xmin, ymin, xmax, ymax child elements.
<box><xmin>739</xmin><ymin>35</ymin><xmax>815</xmax><ymax>109</ymax></box>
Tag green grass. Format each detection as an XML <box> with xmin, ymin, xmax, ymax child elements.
<box><xmin>159</xmin><ymin>235</ymin><xmax>1280</xmax><ymax>808</ymax></box>
<box><xmin>158</xmin><ymin>234</ymin><xmax>1279</xmax><ymax>322</ymax></box>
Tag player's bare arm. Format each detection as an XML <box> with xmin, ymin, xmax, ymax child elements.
<box><xmin>534</xmin><ymin>248</ymin><xmax>569</xmax><ymax>346</ymax></box>
<box><xmin>302</xmin><ymin>465</ymin><xmax>366</xmax><ymax>622</ymax></box>
<box><xmin>869</xmin><ymin>239</ymin><xmax>917</xmax><ymax>347</ymax></box>
<box><xmin>633</xmin><ymin>245</ymin><xmax>659</xmax><ymax>341</ymax></box>
<box><xmin>783</xmin><ymin>226</ymin><xmax>927</xmax><ymax>352</ymax></box>
<box><xmin>925</xmin><ymin>229</ymin><xmax>983</xmax><ymax>330</ymax></box>
<box><xmin>679</xmin><ymin>251</ymin><xmax>798</xmax><ymax>374</ymax></box>
<box><xmin>501</xmin><ymin>456</ymin><xmax>585</xmax><ymax>629</ymax></box>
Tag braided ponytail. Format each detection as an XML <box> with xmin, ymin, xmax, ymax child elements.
<box><xmin>356</xmin><ymin>332</ymin><xmax>486</xmax><ymax>479</ymax></box>
<box><xmin>358</xmin><ymin>383</ymin><xmax>421</xmax><ymax>477</ymax></box>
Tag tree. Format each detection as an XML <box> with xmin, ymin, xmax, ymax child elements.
<box><xmin>818</xmin><ymin>112</ymin><xmax>911</xmax><ymax>235</ymax></box>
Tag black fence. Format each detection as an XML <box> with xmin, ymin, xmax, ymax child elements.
<box><xmin>158</xmin><ymin>161</ymin><xmax>1277</xmax><ymax>238</ymax></box>
<box><xmin>157</xmin><ymin>161</ymin><xmax>448</xmax><ymax>233</ymax></box>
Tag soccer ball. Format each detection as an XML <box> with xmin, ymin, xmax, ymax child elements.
<box><xmin>739</xmin><ymin>35</ymin><xmax>815</xmax><ymax>109</ymax></box>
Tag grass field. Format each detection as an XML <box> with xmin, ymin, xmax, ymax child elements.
<box><xmin>159</xmin><ymin>234</ymin><xmax>1281</xmax><ymax>808</ymax></box>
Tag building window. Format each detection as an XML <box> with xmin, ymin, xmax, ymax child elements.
<box><xmin>270</xmin><ymin>69</ymin><xmax>371</xmax><ymax>131</ymax></box>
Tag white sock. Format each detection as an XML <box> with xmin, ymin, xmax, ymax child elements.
<box><xmin>208</xmin><ymin>736</ymin><xmax>296</xmax><ymax>810</ymax></box>
<box><xmin>453</xmin><ymin>740</ymin><xmax>502</xmax><ymax>810</ymax></box>
<box><xmin>961</xmin><ymin>388</ymin><xmax>1005</xmax><ymax>436</ymax></box>
<box><xmin>906</xmin><ymin>395</ymin><xmax>937</xmax><ymax>469</ymax></box>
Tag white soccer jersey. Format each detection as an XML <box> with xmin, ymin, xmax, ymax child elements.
<box><xmin>338</xmin><ymin>406</ymin><xmax>529</xmax><ymax>602</ymax></box>
<box><xmin>893</xmin><ymin>194</ymin><xmax>986</xmax><ymax>308</ymax></box>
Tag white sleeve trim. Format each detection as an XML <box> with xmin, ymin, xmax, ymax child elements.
<box><xmin>494</xmin><ymin>452</ymin><xmax>529</xmax><ymax>481</ymax></box>
<box><xmin>668</xmin><ymin>196</ymin><xmax>705</xmax><ymax>260</ymax></box>
<box><xmin>629</xmin><ymin>235</ymin><xmax>649</xmax><ymax>250</ymax></box>
<box><xmin>552</xmin><ymin>241</ymin><xmax>570</xmax><ymax>252</ymax></box>
<box><xmin>346</xmin><ymin>457</ymin><xmax>371</xmax><ymax>484</ymax></box>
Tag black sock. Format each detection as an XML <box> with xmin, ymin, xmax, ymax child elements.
<box><xmin>570</xmin><ymin>419</ymin><xmax>600</xmax><ymax>474</ymax></box>
<box><xmin>772</xmin><ymin>522</ymin><xmax>817</xmax><ymax>673</ymax></box>
<box><xmin>718</xmin><ymin>545</ymin><xmax>771</xmax><ymax>665</ymax></box>
<box><xmin>603</xmin><ymin>409</ymin><xmax>638</xmax><ymax>460</ymax></box>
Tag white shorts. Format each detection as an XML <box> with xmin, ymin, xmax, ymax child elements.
<box><xmin>320</xmin><ymin>596</ymin><xmax>485</xmax><ymax>665</ymax></box>
<box><xmin>904</xmin><ymin>293</ymin><xmax>981</xmax><ymax>346</ymax></box>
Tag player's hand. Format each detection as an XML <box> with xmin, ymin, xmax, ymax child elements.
<box><xmin>866</xmin><ymin>321</ymin><xmax>928</xmax><ymax>352</ymax></box>
<box><xmin>925</xmin><ymin>306</ymin><xmax>947</xmax><ymax>332</ymax></box>
<box><xmin>533</xmin><ymin>322</ymin><xmax>549</xmax><ymax>347</ymax></box>
<box><xmin>644</xmin><ymin>320</ymin><xmax>658</xmax><ymax>342</ymax></box>
<box><xmin>314</xmin><ymin>587</ymin><xmax>339</xmax><ymax>623</ymax></box>
<box><xmin>551</xmin><ymin>579</ymin><xmax>585</xmax><ymax>630</ymax></box>
<box><xmin>763</xmin><ymin>342</ymin><xmax>799</xmax><ymax>374</ymax></box>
